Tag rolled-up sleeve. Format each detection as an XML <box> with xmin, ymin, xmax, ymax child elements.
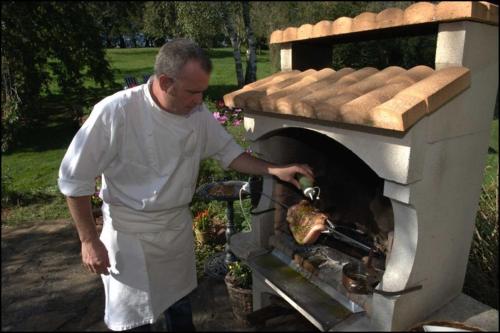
<box><xmin>201</xmin><ymin>107</ymin><xmax>244</xmax><ymax>170</ymax></box>
<box><xmin>58</xmin><ymin>100</ymin><xmax>123</xmax><ymax>197</ymax></box>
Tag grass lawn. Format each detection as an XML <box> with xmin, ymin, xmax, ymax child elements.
<box><xmin>484</xmin><ymin>119</ymin><xmax>498</xmax><ymax>186</ymax></box>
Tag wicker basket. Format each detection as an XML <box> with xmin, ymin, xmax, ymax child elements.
<box><xmin>224</xmin><ymin>275</ymin><xmax>253</xmax><ymax>325</ymax></box>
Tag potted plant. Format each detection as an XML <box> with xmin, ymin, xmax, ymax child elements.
<box><xmin>224</xmin><ymin>261</ymin><xmax>253</xmax><ymax>325</ymax></box>
<box><xmin>193</xmin><ymin>209</ymin><xmax>212</xmax><ymax>245</ymax></box>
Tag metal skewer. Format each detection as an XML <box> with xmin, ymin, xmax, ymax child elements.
<box><xmin>258</xmin><ymin>191</ymin><xmax>291</xmax><ymax>210</ymax></box>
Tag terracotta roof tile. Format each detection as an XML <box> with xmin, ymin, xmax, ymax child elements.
<box><xmin>269</xmin><ymin>1</ymin><xmax>498</xmax><ymax>44</ymax></box>
<box><xmin>404</xmin><ymin>2</ymin><xmax>436</xmax><ymax>25</ymax></box>
<box><xmin>352</xmin><ymin>12</ymin><xmax>377</xmax><ymax>32</ymax></box>
<box><xmin>435</xmin><ymin>1</ymin><xmax>488</xmax><ymax>22</ymax></box>
<box><xmin>376</xmin><ymin>8</ymin><xmax>404</xmax><ymax>28</ymax></box>
<box><xmin>332</xmin><ymin>17</ymin><xmax>353</xmax><ymax>34</ymax></box>
<box><xmin>270</xmin><ymin>68</ymin><xmax>355</xmax><ymax>114</ymax></box>
<box><xmin>312</xmin><ymin>20</ymin><xmax>333</xmax><ymax>38</ymax></box>
<box><xmin>298</xmin><ymin>24</ymin><xmax>313</xmax><ymax>40</ymax></box>
<box><xmin>223</xmin><ymin>66</ymin><xmax>470</xmax><ymax>132</ymax></box>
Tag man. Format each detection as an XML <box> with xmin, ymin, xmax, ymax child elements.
<box><xmin>58</xmin><ymin>39</ymin><xmax>313</xmax><ymax>332</ymax></box>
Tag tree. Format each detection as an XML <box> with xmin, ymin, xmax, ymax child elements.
<box><xmin>174</xmin><ymin>2</ymin><xmax>225</xmax><ymax>48</ymax></box>
<box><xmin>141</xmin><ymin>1</ymin><xmax>257</xmax><ymax>87</ymax></box>
<box><xmin>220</xmin><ymin>2</ymin><xmax>245</xmax><ymax>87</ymax></box>
<box><xmin>88</xmin><ymin>2</ymin><xmax>145</xmax><ymax>48</ymax></box>
<box><xmin>1</xmin><ymin>1</ymin><xmax>114</xmax><ymax>152</ymax></box>
<box><xmin>143</xmin><ymin>1</ymin><xmax>180</xmax><ymax>45</ymax></box>
<box><xmin>242</xmin><ymin>1</ymin><xmax>257</xmax><ymax>84</ymax></box>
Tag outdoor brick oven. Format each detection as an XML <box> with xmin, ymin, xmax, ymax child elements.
<box><xmin>223</xmin><ymin>2</ymin><xmax>498</xmax><ymax>331</ymax></box>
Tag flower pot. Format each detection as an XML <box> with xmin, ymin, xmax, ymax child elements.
<box><xmin>194</xmin><ymin>229</ymin><xmax>210</xmax><ymax>245</ymax></box>
<box><xmin>224</xmin><ymin>275</ymin><xmax>253</xmax><ymax>326</ymax></box>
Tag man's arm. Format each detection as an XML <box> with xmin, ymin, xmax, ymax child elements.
<box><xmin>66</xmin><ymin>196</ymin><xmax>110</xmax><ymax>275</ymax></box>
<box><xmin>228</xmin><ymin>152</ymin><xmax>314</xmax><ymax>189</ymax></box>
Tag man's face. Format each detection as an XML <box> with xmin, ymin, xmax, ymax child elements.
<box><xmin>158</xmin><ymin>60</ymin><xmax>210</xmax><ymax>116</ymax></box>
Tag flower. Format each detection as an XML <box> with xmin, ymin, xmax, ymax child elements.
<box><xmin>218</xmin><ymin>115</ymin><xmax>228</xmax><ymax>124</ymax></box>
<box><xmin>216</xmin><ymin>99</ymin><xmax>226</xmax><ymax>110</ymax></box>
<box><xmin>211</xmin><ymin>104</ymin><xmax>244</xmax><ymax>128</ymax></box>
<box><xmin>91</xmin><ymin>176</ymin><xmax>103</xmax><ymax>208</ymax></box>
<box><xmin>193</xmin><ymin>209</ymin><xmax>211</xmax><ymax>231</ymax></box>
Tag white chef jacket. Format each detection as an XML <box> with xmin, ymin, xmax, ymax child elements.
<box><xmin>58</xmin><ymin>80</ymin><xmax>244</xmax><ymax>331</ymax></box>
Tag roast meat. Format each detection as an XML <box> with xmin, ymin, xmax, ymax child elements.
<box><xmin>286</xmin><ymin>200</ymin><xmax>328</xmax><ymax>245</ymax></box>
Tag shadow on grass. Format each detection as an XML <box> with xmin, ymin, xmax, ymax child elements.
<box><xmin>112</xmin><ymin>67</ymin><xmax>154</xmax><ymax>80</ymax></box>
<box><xmin>7</xmin><ymin>80</ymin><xmax>238</xmax><ymax>156</ymax></box>
<box><xmin>207</xmin><ymin>49</ymin><xmax>236</xmax><ymax>59</ymax></box>
<box><xmin>205</xmin><ymin>84</ymin><xmax>238</xmax><ymax>102</ymax></box>
<box><xmin>2</xmin><ymin>190</ymin><xmax>58</xmax><ymax>207</ymax></box>
<box><xmin>6</xmin><ymin>86</ymin><xmax>121</xmax><ymax>154</ymax></box>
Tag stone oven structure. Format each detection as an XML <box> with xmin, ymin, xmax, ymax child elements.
<box><xmin>223</xmin><ymin>2</ymin><xmax>498</xmax><ymax>331</ymax></box>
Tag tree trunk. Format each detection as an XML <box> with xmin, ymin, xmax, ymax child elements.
<box><xmin>119</xmin><ymin>35</ymin><xmax>126</xmax><ymax>48</ymax></box>
<box><xmin>221</xmin><ymin>3</ymin><xmax>244</xmax><ymax>88</ymax></box>
<box><xmin>105</xmin><ymin>34</ymin><xmax>113</xmax><ymax>48</ymax></box>
<box><xmin>242</xmin><ymin>1</ymin><xmax>257</xmax><ymax>84</ymax></box>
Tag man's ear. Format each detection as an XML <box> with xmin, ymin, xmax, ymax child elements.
<box><xmin>158</xmin><ymin>75</ymin><xmax>175</xmax><ymax>92</ymax></box>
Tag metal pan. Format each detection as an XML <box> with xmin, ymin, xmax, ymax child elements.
<box><xmin>342</xmin><ymin>260</ymin><xmax>423</xmax><ymax>296</ymax></box>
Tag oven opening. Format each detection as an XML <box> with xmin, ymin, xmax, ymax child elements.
<box><xmin>262</xmin><ymin>128</ymin><xmax>394</xmax><ymax>309</ymax></box>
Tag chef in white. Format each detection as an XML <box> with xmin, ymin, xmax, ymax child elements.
<box><xmin>58</xmin><ymin>39</ymin><xmax>313</xmax><ymax>332</ymax></box>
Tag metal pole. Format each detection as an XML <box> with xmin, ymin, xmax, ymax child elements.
<box><xmin>225</xmin><ymin>200</ymin><xmax>237</xmax><ymax>264</ymax></box>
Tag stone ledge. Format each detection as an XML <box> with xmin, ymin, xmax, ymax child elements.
<box><xmin>230</xmin><ymin>231</ymin><xmax>269</xmax><ymax>261</ymax></box>
<box><xmin>419</xmin><ymin>293</ymin><xmax>499</xmax><ymax>332</ymax></box>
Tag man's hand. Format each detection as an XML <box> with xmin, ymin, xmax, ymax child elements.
<box><xmin>268</xmin><ymin>163</ymin><xmax>314</xmax><ymax>189</ymax></box>
<box><xmin>81</xmin><ymin>238</ymin><xmax>111</xmax><ymax>275</ymax></box>
<box><xmin>229</xmin><ymin>153</ymin><xmax>314</xmax><ymax>189</ymax></box>
<box><xmin>66</xmin><ymin>195</ymin><xmax>110</xmax><ymax>275</ymax></box>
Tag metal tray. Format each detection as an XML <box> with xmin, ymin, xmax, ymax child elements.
<box><xmin>195</xmin><ymin>180</ymin><xmax>249</xmax><ymax>202</ymax></box>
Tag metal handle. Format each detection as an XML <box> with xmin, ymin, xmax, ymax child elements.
<box><xmin>372</xmin><ymin>284</ymin><xmax>423</xmax><ymax>296</ymax></box>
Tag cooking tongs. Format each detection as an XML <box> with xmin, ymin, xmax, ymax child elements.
<box><xmin>322</xmin><ymin>218</ymin><xmax>374</xmax><ymax>253</ymax></box>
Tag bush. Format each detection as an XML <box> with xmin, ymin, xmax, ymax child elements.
<box><xmin>1</xmin><ymin>95</ymin><xmax>22</xmax><ymax>153</ymax></box>
<box><xmin>464</xmin><ymin>181</ymin><xmax>498</xmax><ymax>309</ymax></box>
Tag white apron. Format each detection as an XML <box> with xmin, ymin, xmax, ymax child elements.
<box><xmin>99</xmin><ymin>205</ymin><xmax>197</xmax><ymax>331</ymax></box>
<box><xmin>100</xmin><ymin>98</ymin><xmax>201</xmax><ymax>331</ymax></box>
